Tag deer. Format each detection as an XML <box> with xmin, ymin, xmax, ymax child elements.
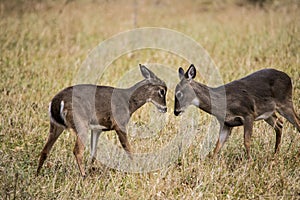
<box><xmin>37</xmin><ymin>64</ymin><xmax>167</xmax><ymax>177</ymax></box>
<box><xmin>174</xmin><ymin>64</ymin><xmax>300</xmax><ymax>159</ymax></box>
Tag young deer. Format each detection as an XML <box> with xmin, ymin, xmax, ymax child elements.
<box><xmin>37</xmin><ymin>64</ymin><xmax>167</xmax><ymax>177</ymax></box>
<box><xmin>174</xmin><ymin>64</ymin><xmax>300</xmax><ymax>159</ymax></box>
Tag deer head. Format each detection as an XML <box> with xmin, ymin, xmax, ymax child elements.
<box><xmin>138</xmin><ymin>64</ymin><xmax>167</xmax><ymax>113</ymax></box>
<box><xmin>174</xmin><ymin>64</ymin><xmax>200</xmax><ymax>116</ymax></box>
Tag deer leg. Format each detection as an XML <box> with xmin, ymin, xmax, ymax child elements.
<box><xmin>243</xmin><ymin>117</ymin><xmax>254</xmax><ymax>160</ymax></box>
<box><xmin>37</xmin><ymin>122</ymin><xmax>64</xmax><ymax>175</ymax></box>
<box><xmin>72</xmin><ymin>120</ymin><xmax>89</xmax><ymax>178</ymax></box>
<box><xmin>264</xmin><ymin>114</ymin><xmax>283</xmax><ymax>154</ymax></box>
<box><xmin>277</xmin><ymin>103</ymin><xmax>300</xmax><ymax>132</ymax></box>
<box><xmin>115</xmin><ymin>128</ymin><xmax>133</xmax><ymax>159</ymax></box>
<box><xmin>90</xmin><ymin>130</ymin><xmax>101</xmax><ymax>164</ymax></box>
<box><xmin>73</xmin><ymin>134</ymin><xmax>86</xmax><ymax>178</ymax></box>
<box><xmin>212</xmin><ymin>125</ymin><xmax>232</xmax><ymax>158</ymax></box>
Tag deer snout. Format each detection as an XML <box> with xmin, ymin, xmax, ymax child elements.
<box><xmin>162</xmin><ymin>107</ymin><xmax>167</xmax><ymax>113</ymax></box>
<box><xmin>151</xmin><ymin>100</ymin><xmax>167</xmax><ymax>113</ymax></box>
<box><xmin>174</xmin><ymin>110</ymin><xmax>182</xmax><ymax>116</ymax></box>
<box><xmin>159</xmin><ymin>106</ymin><xmax>167</xmax><ymax>113</ymax></box>
<box><xmin>174</xmin><ymin>97</ymin><xmax>182</xmax><ymax>116</ymax></box>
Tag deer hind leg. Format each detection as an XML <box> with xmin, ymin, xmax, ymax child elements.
<box><xmin>37</xmin><ymin>122</ymin><xmax>64</xmax><ymax>175</ymax></box>
<box><xmin>90</xmin><ymin>130</ymin><xmax>101</xmax><ymax>164</ymax></box>
<box><xmin>264</xmin><ymin>113</ymin><xmax>283</xmax><ymax>154</ymax></box>
<box><xmin>277</xmin><ymin>101</ymin><xmax>300</xmax><ymax>132</ymax></box>
<box><xmin>212</xmin><ymin>125</ymin><xmax>232</xmax><ymax>158</ymax></box>
<box><xmin>243</xmin><ymin>117</ymin><xmax>254</xmax><ymax>160</ymax></box>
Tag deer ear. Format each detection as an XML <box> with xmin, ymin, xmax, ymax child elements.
<box><xmin>178</xmin><ymin>67</ymin><xmax>185</xmax><ymax>80</ymax></box>
<box><xmin>139</xmin><ymin>64</ymin><xmax>155</xmax><ymax>79</ymax></box>
<box><xmin>186</xmin><ymin>64</ymin><xmax>196</xmax><ymax>80</ymax></box>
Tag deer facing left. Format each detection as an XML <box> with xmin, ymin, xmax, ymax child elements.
<box><xmin>174</xmin><ymin>64</ymin><xmax>300</xmax><ymax>159</ymax></box>
<box><xmin>37</xmin><ymin>64</ymin><xmax>167</xmax><ymax>177</ymax></box>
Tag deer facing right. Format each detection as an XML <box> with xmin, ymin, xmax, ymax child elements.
<box><xmin>174</xmin><ymin>64</ymin><xmax>300</xmax><ymax>159</ymax></box>
<box><xmin>37</xmin><ymin>64</ymin><xmax>167</xmax><ymax>177</ymax></box>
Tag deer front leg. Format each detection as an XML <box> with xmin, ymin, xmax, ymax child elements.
<box><xmin>115</xmin><ymin>128</ymin><xmax>133</xmax><ymax>159</ymax></box>
<box><xmin>243</xmin><ymin>117</ymin><xmax>254</xmax><ymax>160</ymax></box>
<box><xmin>73</xmin><ymin>135</ymin><xmax>86</xmax><ymax>178</ymax></box>
<box><xmin>90</xmin><ymin>130</ymin><xmax>101</xmax><ymax>164</ymax></box>
<box><xmin>212</xmin><ymin>125</ymin><xmax>232</xmax><ymax>158</ymax></box>
<box><xmin>71</xmin><ymin>119</ymin><xmax>89</xmax><ymax>178</ymax></box>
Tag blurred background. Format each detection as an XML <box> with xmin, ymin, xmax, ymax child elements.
<box><xmin>1</xmin><ymin>0</ymin><xmax>299</xmax><ymax>199</ymax></box>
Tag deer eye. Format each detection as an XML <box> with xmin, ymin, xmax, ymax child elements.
<box><xmin>159</xmin><ymin>89</ymin><xmax>165</xmax><ymax>97</ymax></box>
<box><xmin>176</xmin><ymin>91</ymin><xmax>183</xmax><ymax>100</ymax></box>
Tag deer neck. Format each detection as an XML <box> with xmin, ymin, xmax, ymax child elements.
<box><xmin>192</xmin><ymin>81</ymin><xmax>213</xmax><ymax>115</ymax></box>
<box><xmin>192</xmin><ymin>81</ymin><xmax>226</xmax><ymax>119</ymax></box>
<box><xmin>127</xmin><ymin>80</ymin><xmax>150</xmax><ymax>115</ymax></box>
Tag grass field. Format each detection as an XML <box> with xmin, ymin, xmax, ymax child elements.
<box><xmin>1</xmin><ymin>0</ymin><xmax>300</xmax><ymax>199</ymax></box>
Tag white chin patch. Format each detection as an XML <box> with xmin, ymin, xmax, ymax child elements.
<box><xmin>191</xmin><ymin>97</ymin><xmax>200</xmax><ymax>107</ymax></box>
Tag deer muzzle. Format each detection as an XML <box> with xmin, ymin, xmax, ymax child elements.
<box><xmin>174</xmin><ymin>110</ymin><xmax>182</xmax><ymax>116</ymax></box>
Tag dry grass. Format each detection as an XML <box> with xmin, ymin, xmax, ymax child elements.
<box><xmin>0</xmin><ymin>0</ymin><xmax>300</xmax><ymax>199</ymax></box>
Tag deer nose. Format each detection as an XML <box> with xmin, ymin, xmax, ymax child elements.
<box><xmin>159</xmin><ymin>107</ymin><xmax>167</xmax><ymax>113</ymax></box>
<box><xmin>174</xmin><ymin>110</ymin><xmax>181</xmax><ymax>116</ymax></box>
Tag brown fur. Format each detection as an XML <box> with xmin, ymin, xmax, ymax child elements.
<box><xmin>37</xmin><ymin>64</ymin><xmax>167</xmax><ymax>177</ymax></box>
<box><xmin>174</xmin><ymin>64</ymin><xmax>300</xmax><ymax>159</ymax></box>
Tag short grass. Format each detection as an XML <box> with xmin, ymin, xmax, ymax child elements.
<box><xmin>0</xmin><ymin>0</ymin><xmax>299</xmax><ymax>199</ymax></box>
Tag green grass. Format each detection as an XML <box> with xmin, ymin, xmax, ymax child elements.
<box><xmin>1</xmin><ymin>0</ymin><xmax>300</xmax><ymax>199</ymax></box>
